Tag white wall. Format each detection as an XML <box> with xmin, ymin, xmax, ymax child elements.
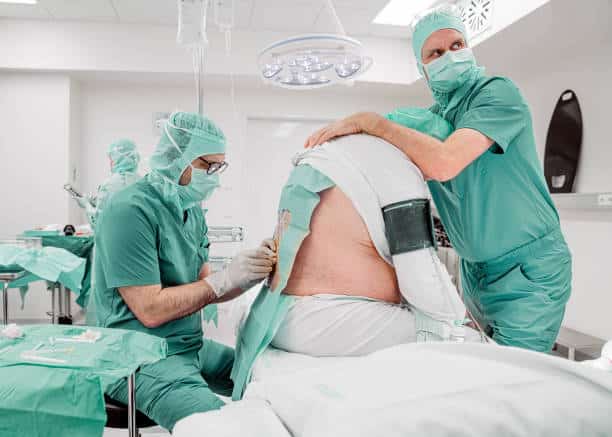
<box><xmin>513</xmin><ymin>37</ymin><xmax>612</xmax><ymax>340</ymax></box>
<box><xmin>77</xmin><ymin>79</ymin><xmax>428</xmax><ymax>226</ymax></box>
<box><xmin>0</xmin><ymin>73</ymin><xmax>72</xmax><ymax>320</ymax></box>
<box><xmin>68</xmin><ymin>78</ymin><xmax>82</xmax><ymax>225</ymax></box>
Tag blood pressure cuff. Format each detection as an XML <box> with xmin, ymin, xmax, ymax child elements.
<box><xmin>382</xmin><ymin>199</ymin><xmax>436</xmax><ymax>255</ymax></box>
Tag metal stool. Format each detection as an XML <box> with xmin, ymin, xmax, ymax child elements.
<box><xmin>47</xmin><ymin>282</ymin><xmax>73</xmax><ymax>325</ymax></box>
<box><xmin>105</xmin><ymin>397</ymin><xmax>157</xmax><ymax>436</ymax></box>
<box><xmin>104</xmin><ymin>374</ymin><xmax>156</xmax><ymax>437</ymax></box>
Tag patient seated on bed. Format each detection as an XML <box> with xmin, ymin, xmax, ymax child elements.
<box><xmin>267</xmin><ymin>134</ymin><xmax>473</xmax><ymax>357</ymax></box>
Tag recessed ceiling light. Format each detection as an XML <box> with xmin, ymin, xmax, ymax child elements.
<box><xmin>0</xmin><ymin>0</ymin><xmax>38</xmax><ymax>4</ymax></box>
<box><xmin>373</xmin><ymin>0</ymin><xmax>438</xmax><ymax>27</ymax></box>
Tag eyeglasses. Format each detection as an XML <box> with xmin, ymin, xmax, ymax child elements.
<box><xmin>201</xmin><ymin>158</ymin><xmax>229</xmax><ymax>175</ymax></box>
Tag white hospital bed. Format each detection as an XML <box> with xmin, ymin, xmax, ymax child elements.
<box><xmin>174</xmin><ymin>342</ymin><xmax>612</xmax><ymax>437</ymax></box>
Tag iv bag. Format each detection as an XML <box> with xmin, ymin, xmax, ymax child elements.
<box><xmin>177</xmin><ymin>0</ymin><xmax>210</xmax><ymax>47</ymax></box>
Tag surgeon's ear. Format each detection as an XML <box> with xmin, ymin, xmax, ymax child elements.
<box><xmin>179</xmin><ymin>166</ymin><xmax>192</xmax><ymax>186</ymax></box>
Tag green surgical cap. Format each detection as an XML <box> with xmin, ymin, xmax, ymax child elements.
<box><xmin>108</xmin><ymin>139</ymin><xmax>140</xmax><ymax>174</ymax></box>
<box><xmin>148</xmin><ymin>111</ymin><xmax>226</xmax><ymax>215</ymax></box>
<box><xmin>150</xmin><ymin>111</ymin><xmax>226</xmax><ymax>183</ymax></box>
<box><xmin>412</xmin><ymin>8</ymin><xmax>467</xmax><ymax>68</ymax></box>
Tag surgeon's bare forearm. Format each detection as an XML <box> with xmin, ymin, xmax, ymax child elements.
<box><xmin>119</xmin><ymin>280</ymin><xmax>217</xmax><ymax>328</ymax></box>
<box><xmin>368</xmin><ymin>117</ymin><xmax>492</xmax><ymax>182</ymax></box>
<box><xmin>369</xmin><ymin>118</ymin><xmax>452</xmax><ymax>180</ymax></box>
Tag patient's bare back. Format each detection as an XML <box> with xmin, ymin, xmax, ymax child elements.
<box><xmin>278</xmin><ymin>186</ymin><xmax>401</xmax><ymax>303</ymax></box>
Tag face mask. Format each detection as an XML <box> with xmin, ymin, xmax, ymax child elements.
<box><xmin>424</xmin><ymin>48</ymin><xmax>477</xmax><ymax>93</ymax></box>
<box><xmin>178</xmin><ymin>166</ymin><xmax>220</xmax><ymax>209</ymax></box>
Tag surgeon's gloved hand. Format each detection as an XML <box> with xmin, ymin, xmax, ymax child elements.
<box><xmin>205</xmin><ymin>239</ymin><xmax>277</xmax><ymax>298</ymax></box>
<box><xmin>75</xmin><ymin>195</ymin><xmax>97</xmax><ymax>212</ymax></box>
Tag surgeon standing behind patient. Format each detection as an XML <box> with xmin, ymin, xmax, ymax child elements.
<box><xmin>304</xmin><ymin>5</ymin><xmax>572</xmax><ymax>353</ymax></box>
<box><xmin>94</xmin><ymin>112</ymin><xmax>276</xmax><ymax>431</ymax></box>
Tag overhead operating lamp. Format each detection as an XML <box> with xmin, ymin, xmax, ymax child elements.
<box><xmin>258</xmin><ymin>0</ymin><xmax>373</xmax><ymax>90</ymax></box>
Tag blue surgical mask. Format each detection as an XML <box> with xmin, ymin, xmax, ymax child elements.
<box><xmin>178</xmin><ymin>167</ymin><xmax>220</xmax><ymax>209</ymax></box>
<box><xmin>424</xmin><ymin>48</ymin><xmax>478</xmax><ymax>93</ymax></box>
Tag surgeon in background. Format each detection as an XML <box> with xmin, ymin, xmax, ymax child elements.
<box><xmin>96</xmin><ymin>139</ymin><xmax>142</xmax><ymax>221</ymax></box>
<box><xmin>94</xmin><ymin>111</ymin><xmax>276</xmax><ymax>431</ymax></box>
<box><xmin>77</xmin><ymin>139</ymin><xmax>142</xmax><ymax>228</ymax></box>
<box><xmin>304</xmin><ymin>5</ymin><xmax>571</xmax><ymax>353</ymax></box>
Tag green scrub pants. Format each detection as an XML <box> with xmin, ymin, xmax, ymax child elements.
<box><xmin>107</xmin><ymin>339</ymin><xmax>234</xmax><ymax>431</ymax></box>
<box><xmin>461</xmin><ymin>228</ymin><xmax>572</xmax><ymax>352</ymax></box>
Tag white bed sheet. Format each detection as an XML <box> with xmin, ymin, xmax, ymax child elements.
<box><xmin>175</xmin><ymin>343</ymin><xmax>612</xmax><ymax>437</ymax></box>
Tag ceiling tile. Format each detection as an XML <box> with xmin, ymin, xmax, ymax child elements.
<box><xmin>317</xmin><ymin>3</ymin><xmax>407</xmax><ymax>38</ymax></box>
<box><xmin>0</xmin><ymin>3</ymin><xmax>51</xmax><ymax>18</ymax></box>
<box><xmin>251</xmin><ymin>0</ymin><xmax>322</xmax><ymax>32</ymax></box>
<box><xmin>112</xmin><ymin>0</ymin><xmax>176</xmax><ymax>25</ymax></box>
<box><xmin>332</xmin><ymin>0</ymin><xmax>388</xmax><ymax>16</ymax></box>
<box><xmin>368</xmin><ymin>23</ymin><xmax>411</xmax><ymax>39</ymax></box>
<box><xmin>113</xmin><ymin>0</ymin><xmax>254</xmax><ymax>29</ymax></box>
<box><xmin>41</xmin><ymin>0</ymin><xmax>118</xmax><ymax>21</ymax></box>
<box><xmin>333</xmin><ymin>7</ymin><xmax>374</xmax><ymax>37</ymax></box>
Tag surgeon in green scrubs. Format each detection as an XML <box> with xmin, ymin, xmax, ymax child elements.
<box><xmin>94</xmin><ymin>112</ymin><xmax>276</xmax><ymax>431</ymax></box>
<box><xmin>304</xmin><ymin>6</ymin><xmax>571</xmax><ymax>353</ymax></box>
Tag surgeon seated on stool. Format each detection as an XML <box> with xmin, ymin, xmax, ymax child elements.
<box><xmin>94</xmin><ymin>112</ymin><xmax>276</xmax><ymax>431</ymax></box>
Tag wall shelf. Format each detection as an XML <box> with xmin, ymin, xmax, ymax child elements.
<box><xmin>552</xmin><ymin>192</ymin><xmax>612</xmax><ymax>211</ymax></box>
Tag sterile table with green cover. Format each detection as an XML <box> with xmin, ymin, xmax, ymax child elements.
<box><xmin>0</xmin><ymin>324</ymin><xmax>167</xmax><ymax>437</ymax></box>
<box><xmin>0</xmin><ymin>234</ymin><xmax>93</xmax><ymax>324</ymax></box>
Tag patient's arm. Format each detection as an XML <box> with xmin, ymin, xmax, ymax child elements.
<box><xmin>393</xmin><ymin>249</ymin><xmax>465</xmax><ymax>323</ymax></box>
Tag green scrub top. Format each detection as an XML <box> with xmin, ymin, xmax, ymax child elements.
<box><xmin>428</xmin><ymin>76</ymin><xmax>560</xmax><ymax>263</ymax></box>
<box><xmin>94</xmin><ymin>171</ymin><xmax>141</xmax><ymax>225</ymax></box>
<box><xmin>94</xmin><ymin>177</ymin><xmax>209</xmax><ymax>355</ymax></box>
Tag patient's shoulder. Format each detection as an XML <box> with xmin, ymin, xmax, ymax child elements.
<box><xmin>331</xmin><ymin>134</ymin><xmax>428</xmax><ymax>197</ymax></box>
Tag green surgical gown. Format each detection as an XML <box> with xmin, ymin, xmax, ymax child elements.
<box><xmin>94</xmin><ymin>178</ymin><xmax>208</xmax><ymax>355</ymax></box>
<box><xmin>428</xmin><ymin>76</ymin><xmax>572</xmax><ymax>352</ymax></box>
<box><xmin>94</xmin><ymin>178</ymin><xmax>234</xmax><ymax>430</ymax></box>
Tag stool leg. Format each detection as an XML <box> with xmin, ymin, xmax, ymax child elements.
<box><xmin>50</xmin><ymin>284</ymin><xmax>56</xmax><ymax>324</ymax></box>
<box><xmin>58</xmin><ymin>285</ymin><xmax>64</xmax><ymax>319</ymax></box>
<box><xmin>58</xmin><ymin>285</ymin><xmax>73</xmax><ymax>325</ymax></box>
<box><xmin>64</xmin><ymin>288</ymin><xmax>72</xmax><ymax>320</ymax></box>
<box><xmin>127</xmin><ymin>372</ymin><xmax>138</xmax><ymax>437</ymax></box>
<box><xmin>2</xmin><ymin>282</ymin><xmax>8</xmax><ymax>325</ymax></box>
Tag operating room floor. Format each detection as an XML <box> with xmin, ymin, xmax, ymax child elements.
<box><xmin>103</xmin><ymin>427</ymin><xmax>170</xmax><ymax>436</ymax></box>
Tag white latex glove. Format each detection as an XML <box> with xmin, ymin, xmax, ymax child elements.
<box><xmin>205</xmin><ymin>239</ymin><xmax>277</xmax><ymax>298</ymax></box>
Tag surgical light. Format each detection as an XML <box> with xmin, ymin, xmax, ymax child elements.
<box><xmin>258</xmin><ymin>0</ymin><xmax>373</xmax><ymax>90</ymax></box>
<box><xmin>373</xmin><ymin>0</ymin><xmax>439</xmax><ymax>26</ymax></box>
